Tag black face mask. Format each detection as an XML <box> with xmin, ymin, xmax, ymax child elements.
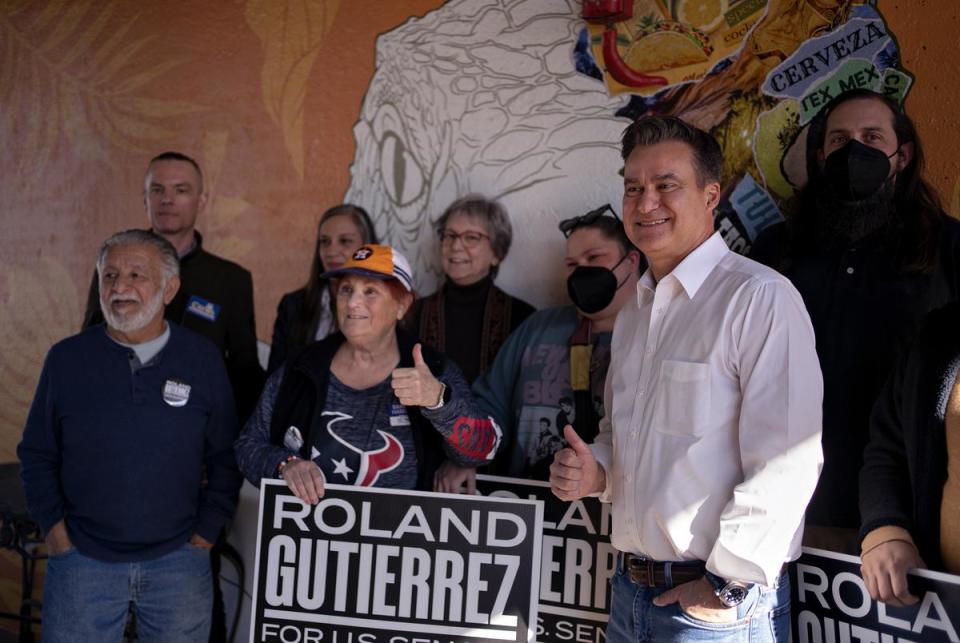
<box><xmin>822</xmin><ymin>139</ymin><xmax>898</xmax><ymax>202</ymax></box>
<box><xmin>567</xmin><ymin>254</ymin><xmax>630</xmax><ymax>314</ymax></box>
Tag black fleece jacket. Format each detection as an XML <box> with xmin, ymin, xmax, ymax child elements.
<box><xmin>859</xmin><ymin>302</ymin><xmax>960</xmax><ymax>567</ymax></box>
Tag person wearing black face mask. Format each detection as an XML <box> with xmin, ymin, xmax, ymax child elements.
<box><xmin>750</xmin><ymin>89</ymin><xmax>960</xmax><ymax>555</ymax></box>
<box><xmin>815</xmin><ymin>140</ymin><xmax>902</xmax><ymax>247</ymax></box>
<box><xmin>566</xmin><ymin>250</ymin><xmax>633</xmax><ymax>314</ymax></box>
<box><xmin>822</xmin><ymin>139</ymin><xmax>900</xmax><ymax>202</ymax></box>
<box><xmin>432</xmin><ymin>206</ymin><xmax>643</xmax><ymax>490</ymax></box>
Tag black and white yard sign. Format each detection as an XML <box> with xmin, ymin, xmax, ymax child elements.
<box><xmin>250</xmin><ymin>480</ymin><xmax>543</xmax><ymax>643</ymax></box>
<box><xmin>792</xmin><ymin>547</ymin><xmax>960</xmax><ymax>642</ymax></box>
<box><xmin>476</xmin><ymin>475</ymin><xmax>613</xmax><ymax>643</ymax></box>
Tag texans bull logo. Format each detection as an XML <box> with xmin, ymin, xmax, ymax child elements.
<box><xmin>313</xmin><ymin>411</ymin><xmax>405</xmax><ymax>486</ymax></box>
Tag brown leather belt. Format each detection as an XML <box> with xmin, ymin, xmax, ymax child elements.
<box><xmin>621</xmin><ymin>553</ymin><xmax>705</xmax><ymax>588</ymax></box>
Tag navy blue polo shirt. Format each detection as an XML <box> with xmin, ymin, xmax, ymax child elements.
<box><xmin>18</xmin><ymin>324</ymin><xmax>242</xmax><ymax>562</ymax></box>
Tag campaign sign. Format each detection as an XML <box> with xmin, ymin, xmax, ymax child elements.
<box><xmin>476</xmin><ymin>475</ymin><xmax>613</xmax><ymax>643</ymax></box>
<box><xmin>250</xmin><ymin>480</ymin><xmax>543</xmax><ymax>643</ymax></box>
<box><xmin>791</xmin><ymin>547</ymin><xmax>960</xmax><ymax>642</ymax></box>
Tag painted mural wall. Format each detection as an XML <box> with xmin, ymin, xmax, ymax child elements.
<box><xmin>1</xmin><ymin>0</ymin><xmax>959</xmax><ymax>628</ymax></box>
<box><xmin>342</xmin><ymin>0</ymin><xmax>929</xmax><ymax>303</ymax></box>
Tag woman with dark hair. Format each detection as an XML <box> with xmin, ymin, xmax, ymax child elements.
<box><xmin>237</xmin><ymin>244</ymin><xmax>500</xmax><ymax>499</ymax></box>
<box><xmin>268</xmin><ymin>204</ymin><xmax>377</xmax><ymax>373</ymax></box>
<box><xmin>404</xmin><ymin>195</ymin><xmax>534</xmax><ymax>383</ymax></box>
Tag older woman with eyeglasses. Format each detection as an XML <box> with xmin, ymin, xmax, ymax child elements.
<box><xmin>404</xmin><ymin>195</ymin><xmax>535</xmax><ymax>383</ymax></box>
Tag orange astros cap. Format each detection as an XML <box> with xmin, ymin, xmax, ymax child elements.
<box><xmin>321</xmin><ymin>244</ymin><xmax>414</xmax><ymax>292</ymax></box>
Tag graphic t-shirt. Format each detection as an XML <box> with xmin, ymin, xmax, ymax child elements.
<box><xmin>473</xmin><ymin>305</ymin><xmax>611</xmax><ymax>479</ymax></box>
<box><xmin>308</xmin><ymin>374</ymin><xmax>418</xmax><ymax>489</ymax></box>
<box><xmin>520</xmin><ymin>340</ymin><xmax>611</xmax><ymax>479</ymax></box>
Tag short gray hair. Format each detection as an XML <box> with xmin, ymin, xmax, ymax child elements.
<box><xmin>96</xmin><ymin>230</ymin><xmax>180</xmax><ymax>283</ymax></box>
<box><xmin>436</xmin><ymin>194</ymin><xmax>513</xmax><ymax>261</ymax></box>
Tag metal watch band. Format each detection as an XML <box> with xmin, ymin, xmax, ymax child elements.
<box><xmin>425</xmin><ymin>382</ymin><xmax>447</xmax><ymax>410</ymax></box>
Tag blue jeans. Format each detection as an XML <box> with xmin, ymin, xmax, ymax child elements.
<box><xmin>606</xmin><ymin>562</ymin><xmax>790</xmax><ymax>642</ymax></box>
<box><xmin>42</xmin><ymin>542</ymin><xmax>212</xmax><ymax>642</ymax></box>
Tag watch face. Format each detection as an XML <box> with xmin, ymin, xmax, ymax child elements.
<box><xmin>720</xmin><ymin>584</ymin><xmax>749</xmax><ymax>607</ymax></box>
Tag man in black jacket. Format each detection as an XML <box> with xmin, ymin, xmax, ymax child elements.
<box><xmin>751</xmin><ymin>89</ymin><xmax>960</xmax><ymax>553</ymax></box>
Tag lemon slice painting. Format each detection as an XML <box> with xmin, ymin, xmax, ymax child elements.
<box><xmin>675</xmin><ymin>0</ymin><xmax>730</xmax><ymax>33</ymax></box>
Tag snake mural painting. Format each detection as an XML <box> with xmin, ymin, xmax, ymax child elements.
<box><xmin>344</xmin><ymin>0</ymin><xmax>911</xmax><ymax>305</ymax></box>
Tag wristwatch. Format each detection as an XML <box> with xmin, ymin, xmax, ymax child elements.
<box><xmin>425</xmin><ymin>382</ymin><xmax>448</xmax><ymax>410</ymax></box>
<box><xmin>704</xmin><ymin>571</ymin><xmax>752</xmax><ymax>608</ymax></box>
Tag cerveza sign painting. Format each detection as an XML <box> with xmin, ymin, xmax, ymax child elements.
<box><xmin>763</xmin><ymin>18</ymin><xmax>891</xmax><ymax>98</ymax></box>
<box><xmin>250</xmin><ymin>480</ymin><xmax>543</xmax><ymax>643</ymax></box>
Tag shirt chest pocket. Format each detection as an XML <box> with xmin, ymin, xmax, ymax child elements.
<box><xmin>652</xmin><ymin>360</ymin><xmax>711</xmax><ymax>438</ymax></box>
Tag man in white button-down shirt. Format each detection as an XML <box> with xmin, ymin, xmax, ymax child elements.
<box><xmin>550</xmin><ymin>116</ymin><xmax>823</xmax><ymax>642</ymax></box>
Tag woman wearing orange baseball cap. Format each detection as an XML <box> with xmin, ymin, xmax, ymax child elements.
<box><xmin>236</xmin><ymin>244</ymin><xmax>501</xmax><ymax>501</ymax></box>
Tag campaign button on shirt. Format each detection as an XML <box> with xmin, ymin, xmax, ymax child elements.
<box><xmin>389</xmin><ymin>403</ymin><xmax>411</xmax><ymax>427</ymax></box>
<box><xmin>162</xmin><ymin>379</ymin><xmax>191</xmax><ymax>407</ymax></box>
<box><xmin>185</xmin><ymin>295</ymin><xmax>220</xmax><ymax>322</ymax></box>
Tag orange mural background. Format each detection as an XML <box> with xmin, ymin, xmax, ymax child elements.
<box><xmin>0</xmin><ymin>0</ymin><xmax>959</xmax><ymax>633</ymax></box>
<box><xmin>0</xmin><ymin>0</ymin><xmax>444</xmax><ymax>464</ymax></box>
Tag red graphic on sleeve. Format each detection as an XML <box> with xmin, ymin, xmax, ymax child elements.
<box><xmin>449</xmin><ymin>416</ymin><xmax>501</xmax><ymax>460</ymax></box>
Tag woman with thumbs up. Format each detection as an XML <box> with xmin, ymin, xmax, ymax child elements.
<box><xmin>235</xmin><ymin>244</ymin><xmax>501</xmax><ymax>504</ymax></box>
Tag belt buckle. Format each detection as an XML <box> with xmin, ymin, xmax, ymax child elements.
<box><xmin>627</xmin><ymin>555</ymin><xmax>654</xmax><ymax>586</ymax></box>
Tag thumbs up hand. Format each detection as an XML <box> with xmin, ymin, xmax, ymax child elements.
<box><xmin>550</xmin><ymin>425</ymin><xmax>606</xmax><ymax>501</ymax></box>
<box><xmin>392</xmin><ymin>343</ymin><xmax>445</xmax><ymax>408</ymax></box>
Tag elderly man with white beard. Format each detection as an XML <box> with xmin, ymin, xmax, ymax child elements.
<box><xmin>18</xmin><ymin>230</ymin><xmax>241</xmax><ymax>642</ymax></box>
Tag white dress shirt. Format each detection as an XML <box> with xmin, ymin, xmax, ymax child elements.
<box><xmin>591</xmin><ymin>232</ymin><xmax>823</xmax><ymax>587</ymax></box>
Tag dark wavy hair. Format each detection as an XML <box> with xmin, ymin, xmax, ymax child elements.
<box><xmin>577</xmin><ymin>215</ymin><xmax>638</xmax><ymax>257</ymax></box>
<box><xmin>796</xmin><ymin>89</ymin><xmax>944</xmax><ymax>271</ymax></box>
<box><xmin>291</xmin><ymin>204</ymin><xmax>378</xmax><ymax>346</ymax></box>
<box><xmin>563</xmin><ymin>213</ymin><xmax>644</xmax><ymax>274</ymax></box>
<box><xmin>621</xmin><ymin>115</ymin><xmax>723</xmax><ymax>187</ymax></box>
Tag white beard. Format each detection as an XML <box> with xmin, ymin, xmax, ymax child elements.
<box><xmin>100</xmin><ymin>288</ymin><xmax>166</xmax><ymax>336</ymax></box>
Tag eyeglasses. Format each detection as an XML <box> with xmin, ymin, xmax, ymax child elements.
<box><xmin>558</xmin><ymin>204</ymin><xmax>621</xmax><ymax>238</ymax></box>
<box><xmin>437</xmin><ymin>229</ymin><xmax>490</xmax><ymax>248</ymax></box>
